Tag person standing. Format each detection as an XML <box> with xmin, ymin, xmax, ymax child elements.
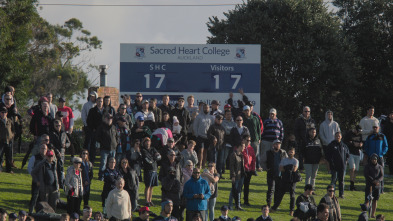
<box><xmin>105</xmin><ymin>178</ymin><xmax>132</xmax><ymax>221</ymax></box>
<box><xmin>46</xmin><ymin>93</ymin><xmax>58</xmax><ymax>119</ymax></box>
<box><xmin>193</xmin><ymin>103</ymin><xmax>214</xmax><ymax>169</ymax></box>
<box><xmin>303</xmin><ymin>128</ymin><xmax>323</xmax><ymax>193</ymax></box>
<box><xmin>119</xmin><ymin>158</ymin><xmax>139</xmax><ymax>212</ymax></box>
<box><xmin>65</xmin><ymin>157</ymin><xmax>84</xmax><ymax>215</ymax></box>
<box><xmin>81</xmin><ymin>91</ymin><xmax>97</xmax><ymax>151</ymax></box>
<box><xmin>29</xmin><ymin>98</ymin><xmax>54</xmax><ymax>142</ymax></box>
<box><xmin>228</xmin><ymin>143</ymin><xmax>245</xmax><ymax>211</ymax></box>
<box><xmin>260</xmin><ymin>108</ymin><xmax>284</xmax><ymax>171</ymax></box>
<box><xmin>207</xmin><ymin>115</ymin><xmax>225</xmax><ymax>165</ymax></box>
<box><xmin>270</xmin><ymin>147</ymin><xmax>299</xmax><ymax>216</ymax></box>
<box><xmin>159</xmin><ymin>95</ymin><xmax>174</xmax><ymax>117</ymax></box>
<box><xmin>135</xmin><ymin>100</ymin><xmax>156</xmax><ymax>130</ymax></box>
<box><xmin>230</xmin><ymin>116</ymin><xmax>250</xmax><ymax>149</ymax></box>
<box><xmin>363</xmin><ymin>154</ymin><xmax>383</xmax><ymax>218</ymax></box>
<box><xmin>0</xmin><ymin>105</ymin><xmax>14</xmax><ymax>173</ymax></box>
<box><xmin>141</xmin><ymin>137</ymin><xmax>161</xmax><ymax>207</ymax></box>
<box><xmin>242</xmin><ymin>105</ymin><xmax>261</xmax><ymax>171</ymax></box>
<box><xmin>58</xmin><ymin>97</ymin><xmax>75</xmax><ymax>157</ymax></box>
<box><xmin>50</xmin><ymin>120</ymin><xmax>70</xmax><ymax>164</ymax></box>
<box><xmin>220</xmin><ymin>110</ymin><xmax>236</xmax><ymax>177</ymax></box>
<box><xmin>325</xmin><ymin>132</ymin><xmax>349</xmax><ymax>198</ymax></box>
<box><xmin>209</xmin><ymin>100</ymin><xmax>222</xmax><ymax>116</ymax></box>
<box><xmin>319</xmin><ymin>185</ymin><xmax>341</xmax><ymax>221</ymax></box>
<box><xmin>103</xmin><ymin>96</ymin><xmax>116</xmax><ymax>116</ymax></box>
<box><xmin>161</xmin><ymin>167</ymin><xmax>181</xmax><ymax>220</ymax></box>
<box><xmin>262</xmin><ymin>140</ymin><xmax>288</xmax><ymax>207</ymax></box>
<box><xmin>80</xmin><ymin>150</ymin><xmax>93</xmax><ymax>207</ymax></box>
<box><xmin>27</xmin><ymin>144</ymin><xmax>47</xmax><ymax>213</ymax></box>
<box><xmin>343</xmin><ymin>125</ymin><xmax>363</xmax><ymax>191</ymax></box>
<box><xmin>172</xmin><ymin>97</ymin><xmax>192</xmax><ymax>147</ymax></box>
<box><xmin>319</xmin><ymin>111</ymin><xmax>340</xmax><ymax>158</ymax></box>
<box><xmin>294</xmin><ymin>106</ymin><xmax>315</xmax><ymax>172</ymax></box>
<box><xmin>314</xmin><ymin>203</ymin><xmax>330</xmax><ymax>221</ymax></box>
<box><xmin>242</xmin><ymin>135</ymin><xmax>256</xmax><ymax>206</ymax></box>
<box><xmin>101</xmin><ymin>157</ymin><xmax>122</xmax><ymax>215</ymax></box>
<box><xmin>150</xmin><ymin>98</ymin><xmax>162</xmax><ymax>123</ymax></box>
<box><xmin>183</xmin><ymin>168</ymin><xmax>211</xmax><ymax>221</ymax></box>
<box><xmin>201</xmin><ymin>162</ymin><xmax>219</xmax><ymax>221</ymax></box>
<box><xmin>359</xmin><ymin>106</ymin><xmax>379</xmax><ymax>142</ymax></box>
<box><xmin>31</xmin><ymin>150</ymin><xmax>59</xmax><ymax>211</ymax></box>
<box><xmin>96</xmin><ymin>113</ymin><xmax>119</xmax><ymax>180</ymax></box>
<box><xmin>131</xmin><ymin>116</ymin><xmax>152</xmax><ymax>142</ymax></box>
<box><xmin>86</xmin><ymin>97</ymin><xmax>104</xmax><ymax>163</ymax></box>
<box><xmin>115</xmin><ymin>103</ymin><xmax>134</xmax><ymax>129</ymax></box>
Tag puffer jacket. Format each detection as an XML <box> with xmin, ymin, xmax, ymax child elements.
<box><xmin>0</xmin><ymin>118</ymin><xmax>14</xmax><ymax>143</ymax></box>
<box><xmin>65</xmin><ymin>166</ymin><xmax>84</xmax><ymax>198</ymax></box>
<box><xmin>303</xmin><ymin>136</ymin><xmax>323</xmax><ymax>164</ymax></box>
<box><xmin>229</xmin><ymin>151</ymin><xmax>245</xmax><ymax>180</ymax></box>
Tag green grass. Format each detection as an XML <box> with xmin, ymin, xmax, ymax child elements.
<box><xmin>1</xmin><ymin>154</ymin><xmax>393</xmax><ymax>221</ymax></box>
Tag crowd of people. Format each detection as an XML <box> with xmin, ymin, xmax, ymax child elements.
<box><xmin>0</xmin><ymin>86</ymin><xmax>392</xmax><ymax>221</ymax></box>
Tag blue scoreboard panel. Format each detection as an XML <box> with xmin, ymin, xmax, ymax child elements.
<box><xmin>120</xmin><ymin>44</ymin><xmax>261</xmax><ymax>111</ymax></box>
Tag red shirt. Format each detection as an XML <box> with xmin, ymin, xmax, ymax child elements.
<box><xmin>58</xmin><ymin>106</ymin><xmax>74</xmax><ymax>131</ymax></box>
<box><xmin>243</xmin><ymin>145</ymin><xmax>256</xmax><ymax>172</ymax></box>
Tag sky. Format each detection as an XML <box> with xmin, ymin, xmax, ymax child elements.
<box><xmin>38</xmin><ymin>0</ymin><xmax>243</xmax><ymax>88</ymax></box>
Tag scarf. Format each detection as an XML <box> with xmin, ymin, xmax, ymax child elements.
<box><xmin>117</xmin><ymin>127</ymin><xmax>131</xmax><ymax>153</ymax></box>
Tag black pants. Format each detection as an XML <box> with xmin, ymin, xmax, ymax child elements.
<box><xmin>266</xmin><ymin>176</ymin><xmax>281</xmax><ymax>205</ymax></box>
<box><xmin>29</xmin><ymin>182</ymin><xmax>39</xmax><ymax>213</ymax></box>
<box><xmin>271</xmin><ymin>182</ymin><xmax>296</xmax><ymax>211</ymax></box>
<box><xmin>0</xmin><ymin>142</ymin><xmax>13</xmax><ymax>172</ymax></box>
<box><xmin>67</xmin><ymin>196</ymin><xmax>82</xmax><ymax>215</ymax></box>
<box><xmin>186</xmin><ymin>210</ymin><xmax>206</xmax><ymax>221</ymax></box>
<box><xmin>243</xmin><ymin>171</ymin><xmax>253</xmax><ymax>203</ymax></box>
<box><xmin>83</xmin><ymin>185</ymin><xmax>91</xmax><ymax>206</ymax></box>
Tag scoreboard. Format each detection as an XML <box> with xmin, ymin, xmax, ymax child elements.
<box><xmin>120</xmin><ymin>44</ymin><xmax>261</xmax><ymax>111</ymax></box>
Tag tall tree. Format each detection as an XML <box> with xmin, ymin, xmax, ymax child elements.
<box><xmin>207</xmin><ymin>0</ymin><xmax>357</xmax><ymax>130</ymax></box>
<box><xmin>333</xmin><ymin>0</ymin><xmax>393</xmax><ymax>116</ymax></box>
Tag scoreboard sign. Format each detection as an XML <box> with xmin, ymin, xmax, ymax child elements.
<box><xmin>120</xmin><ymin>44</ymin><xmax>261</xmax><ymax>112</ymax></box>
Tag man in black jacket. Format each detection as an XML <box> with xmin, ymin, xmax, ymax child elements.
<box><xmin>86</xmin><ymin>97</ymin><xmax>104</xmax><ymax>163</ymax></box>
<box><xmin>325</xmin><ymin>132</ymin><xmax>349</xmax><ymax>198</ymax></box>
<box><xmin>364</xmin><ymin>154</ymin><xmax>383</xmax><ymax>218</ymax></box>
<box><xmin>207</xmin><ymin>115</ymin><xmax>226</xmax><ymax>164</ymax></box>
<box><xmin>294</xmin><ymin>106</ymin><xmax>315</xmax><ymax>171</ymax></box>
<box><xmin>96</xmin><ymin>113</ymin><xmax>119</xmax><ymax>180</ymax></box>
<box><xmin>262</xmin><ymin>140</ymin><xmax>287</xmax><ymax>207</ymax></box>
<box><xmin>171</xmin><ymin>97</ymin><xmax>191</xmax><ymax>148</ymax></box>
<box><xmin>161</xmin><ymin>168</ymin><xmax>181</xmax><ymax>220</ymax></box>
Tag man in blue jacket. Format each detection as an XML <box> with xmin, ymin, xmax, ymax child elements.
<box><xmin>183</xmin><ymin>168</ymin><xmax>211</xmax><ymax>221</ymax></box>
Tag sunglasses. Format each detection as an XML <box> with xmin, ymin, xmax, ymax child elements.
<box><xmin>328</xmin><ymin>190</ymin><xmax>335</xmax><ymax>192</ymax></box>
<box><xmin>82</xmin><ymin>152</ymin><xmax>88</xmax><ymax>155</ymax></box>
<box><xmin>136</xmin><ymin>96</ymin><xmax>142</xmax><ymax>98</ymax></box>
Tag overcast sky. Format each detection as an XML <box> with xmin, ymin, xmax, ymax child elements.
<box><xmin>39</xmin><ymin>0</ymin><xmax>244</xmax><ymax>89</ymax></box>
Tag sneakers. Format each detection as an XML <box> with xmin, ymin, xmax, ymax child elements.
<box><xmin>236</xmin><ymin>206</ymin><xmax>244</xmax><ymax>211</ymax></box>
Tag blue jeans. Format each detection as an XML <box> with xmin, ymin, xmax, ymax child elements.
<box><xmin>229</xmin><ymin>177</ymin><xmax>244</xmax><ymax>207</ymax></box>
<box><xmin>206</xmin><ymin>197</ymin><xmax>216</xmax><ymax>221</ymax></box>
<box><xmin>99</xmin><ymin>150</ymin><xmax>116</xmax><ymax>179</ymax></box>
<box><xmin>331</xmin><ymin>169</ymin><xmax>346</xmax><ymax>196</ymax></box>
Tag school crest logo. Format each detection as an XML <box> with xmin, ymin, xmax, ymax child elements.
<box><xmin>135</xmin><ymin>47</ymin><xmax>145</xmax><ymax>58</ymax></box>
<box><xmin>235</xmin><ymin>48</ymin><xmax>246</xmax><ymax>59</ymax></box>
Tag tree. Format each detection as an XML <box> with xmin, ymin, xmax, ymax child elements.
<box><xmin>207</xmin><ymin>0</ymin><xmax>358</xmax><ymax>130</ymax></box>
<box><xmin>0</xmin><ymin>0</ymin><xmax>102</xmax><ymax>111</ymax></box>
<box><xmin>333</xmin><ymin>0</ymin><xmax>393</xmax><ymax>116</ymax></box>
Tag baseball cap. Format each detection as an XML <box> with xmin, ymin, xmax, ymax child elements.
<box><xmin>0</xmin><ymin>106</ymin><xmax>7</xmax><ymax>113</ymax></box>
<box><xmin>224</xmin><ymin>104</ymin><xmax>231</xmax><ymax>109</ymax></box>
<box><xmin>137</xmin><ymin>116</ymin><xmax>145</xmax><ymax>121</ymax></box>
<box><xmin>139</xmin><ymin>206</ymin><xmax>150</xmax><ymax>213</ymax></box>
<box><xmin>269</xmin><ymin>108</ymin><xmax>277</xmax><ymax>114</ymax></box>
<box><xmin>178</xmin><ymin>97</ymin><xmax>185</xmax><ymax>101</ymax></box>
<box><xmin>19</xmin><ymin>211</ymin><xmax>27</xmax><ymax>216</ymax></box>
<box><xmin>243</xmin><ymin>105</ymin><xmax>250</xmax><ymax>111</ymax></box>
<box><xmin>9</xmin><ymin>213</ymin><xmax>17</xmax><ymax>219</ymax></box>
<box><xmin>142</xmin><ymin>99</ymin><xmax>149</xmax><ymax>104</ymax></box>
<box><xmin>167</xmin><ymin>137</ymin><xmax>174</xmax><ymax>143</ymax></box>
<box><xmin>215</xmin><ymin>114</ymin><xmax>223</xmax><ymax>120</ymax></box>
<box><xmin>46</xmin><ymin>150</ymin><xmax>54</xmax><ymax>157</ymax></box>
<box><xmin>58</xmin><ymin>97</ymin><xmax>66</xmax><ymax>102</ymax></box>
<box><xmin>273</xmin><ymin>139</ymin><xmax>281</xmax><ymax>145</ymax></box>
<box><xmin>73</xmin><ymin>157</ymin><xmax>82</xmax><ymax>164</ymax></box>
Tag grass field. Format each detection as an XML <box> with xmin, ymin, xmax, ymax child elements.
<box><xmin>1</xmin><ymin>153</ymin><xmax>392</xmax><ymax>221</ymax></box>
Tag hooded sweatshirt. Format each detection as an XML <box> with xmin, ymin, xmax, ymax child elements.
<box><xmin>319</xmin><ymin>111</ymin><xmax>340</xmax><ymax>146</ymax></box>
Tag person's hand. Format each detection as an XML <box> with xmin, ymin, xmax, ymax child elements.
<box><xmin>238</xmin><ymin>88</ymin><xmax>244</xmax><ymax>95</ymax></box>
<box><xmin>213</xmin><ymin>138</ymin><xmax>217</xmax><ymax>146</ymax></box>
<box><xmin>200</xmin><ymin>194</ymin><xmax>204</xmax><ymax>199</ymax></box>
<box><xmin>193</xmin><ymin>194</ymin><xmax>199</xmax><ymax>199</ymax></box>
<box><xmin>229</xmin><ymin>92</ymin><xmax>233</xmax><ymax>98</ymax></box>
<box><xmin>62</xmin><ymin>144</ymin><xmax>66</xmax><ymax>148</ymax></box>
<box><xmin>68</xmin><ymin>127</ymin><xmax>73</xmax><ymax>134</ymax></box>
<box><xmin>374</xmin><ymin>181</ymin><xmax>380</xmax><ymax>186</ymax></box>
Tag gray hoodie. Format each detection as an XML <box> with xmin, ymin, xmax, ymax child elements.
<box><xmin>193</xmin><ymin>112</ymin><xmax>214</xmax><ymax>138</ymax></box>
<box><xmin>319</xmin><ymin>111</ymin><xmax>340</xmax><ymax>146</ymax></box>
